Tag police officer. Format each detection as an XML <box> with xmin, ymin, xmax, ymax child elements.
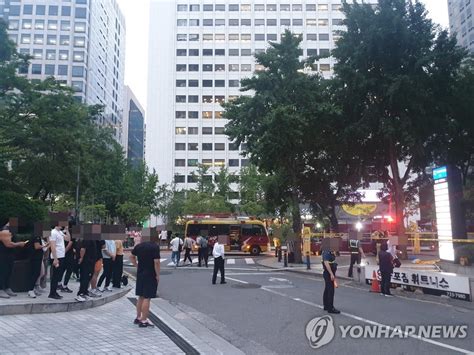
<box><xmin>348</xmin><ymin>233</ymin><xmax>365</xmax><ymax>278</ymax></box>
<box><xmin>322</xmin><ymin>248</ymin><xmax>340</xmax><ymax>314</ymax></box>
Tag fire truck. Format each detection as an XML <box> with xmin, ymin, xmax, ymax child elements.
<box><xmin>184</xmin><ymin>215</ymin><xmax>270</xmax><ymax>255</ymax></box>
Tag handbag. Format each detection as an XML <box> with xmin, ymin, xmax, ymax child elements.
<box><xmin>393</xmin><ymin>257</ymin><xmax>401</xmax><ymax>268</ymax></box>
<box><xmin>121</xmin><ymin>274</ymin><xmax>129</xmax><ymax>286</ymax></box>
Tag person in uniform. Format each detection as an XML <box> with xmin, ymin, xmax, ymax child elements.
<box><xmin>322</xmin><ymin>249</ymin><xmax>340</xmax><ymax>314</ymax></box>
<box><xmin>348</xmin><ymin>234</ymin><xmax>365</xmax><ymax>278</ymax></box>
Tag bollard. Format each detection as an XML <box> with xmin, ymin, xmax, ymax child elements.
<box><xmin>306</xmin><ymin>251</ymin><xmax>311</xmax><ymax>270</ymax></box>
<box><xmin>278</xmin><ymin>247</ymin><xmax>282</xmax><ymax>262</ymax></box>
<box><xmin>284</xmin><ymin>250</ymin><xmax>288</xmax><ymax>267</ymax></box>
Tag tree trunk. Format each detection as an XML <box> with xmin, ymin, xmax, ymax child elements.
<box><xmin>328</xmin><ymin>205</ymin><xmax>339</xmax><ymax>233</ymax></box>
<box><xmin>289</xmin><ymin>190</ymin><xmax>303</xmax><ymax>264</ymax></box>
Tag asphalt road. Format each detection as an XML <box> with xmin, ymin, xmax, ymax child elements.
<box><xmin>126</xmin><ymin>253</ymin><xmax>474</xmax><ymax>355</ymax></box>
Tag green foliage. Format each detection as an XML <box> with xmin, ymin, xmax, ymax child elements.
<box><xmin>238</xmin><ymin>165</ymin><xmax>270</xmax><ymax>216</ymax></box>
<box><xmin>0</xmin><ymin>191</ymin><xmax>47</xmax><ymax>225</ymax></box>
<box><xmin>82</xmin><ymin>204</ymin><xmax>108</xmax><ymax>223</ymax></box>
<box><xmin>117</xmin><ymin>201</ymin><xmax>149</xmax><ymax>227</ymax></box>
<box><xmin>183</xmin><ymin>191</ymin><xmax>232</xmax><ymax>215</ymax></box>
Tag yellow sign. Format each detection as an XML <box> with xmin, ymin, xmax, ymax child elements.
<box><xmin>342</xmin><ymin>204</ymin><xmax>377</xmax><ymax>216</ymax></box>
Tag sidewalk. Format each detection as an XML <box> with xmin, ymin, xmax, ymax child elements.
<box><xmin>0</xmin><ymin>279</ymin><xmax>131</xmax><ymax>315</ymax></box>
<box><xmin>0</xmin><ymin>293</ymin><xmax>184</xmax><ymax>355</ymax></box>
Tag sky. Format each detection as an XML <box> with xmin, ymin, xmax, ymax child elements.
<box><xmin>115</xmin><ymin>0</ymin><xmax>450</xmax><ymax>113</ymax></box>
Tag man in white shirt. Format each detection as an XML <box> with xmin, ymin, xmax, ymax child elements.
<box><xmin>212</xmin><ymin>241</ymin><xmax>226</xmax><ymax>284</ymax></box>
<box><xmin>170</xmin><ymin>235</ymin><xmax>183</xmax><ymax>267</ymax></box>
<box><xmin>160</xmin><ymin>230</ymin><xmax>168</xmax><ymax>248</ymax></box>
<box><xmin>49</xmin><ymin>224</ymin><xmax>66</xmax><ymax>299</ymax></box>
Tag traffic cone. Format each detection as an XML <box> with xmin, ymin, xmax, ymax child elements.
<box><xmin>370</xmin><ymin>270</ymin><xmax>381</xmax><ymax>293</ymax></box>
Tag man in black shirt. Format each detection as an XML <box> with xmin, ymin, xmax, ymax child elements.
<box><xmin>378</xmin><ymin>243</ymin><xmax>394</xmax><ymax>297</ymax></box>
<box><xmin>130</xmin><ymin>239</ymin><xmax>160</xmax><ymax>328</ymax></box>
<box><xmin>76</xmin><ymin>239</ymin><xmax>97</xmax><ymax>302</ymax></box>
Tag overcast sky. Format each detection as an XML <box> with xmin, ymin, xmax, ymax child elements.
<box><xmin>115</xmin><ymin>0</ymin><xmax>449</xmax><ymax>112</ymax></box>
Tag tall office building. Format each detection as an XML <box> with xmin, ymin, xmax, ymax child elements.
<box><xmin>147</xmin><ymin>0</ymin><xmax>376</xmax><ymax>198</ymax></box>
<box><xmin>448</xmin><ymin>0</ymin><xmax>474</xmax><ymax>53</ymax></box>
<box><xmin>122</xmin><ymin>86</ymin><xmax>145</xmax><ymax>167</ymax></box>
<box><xmin>1</xmin><ymin>0</ymin><xmax>126</xmax><ymax>142</ymax></box>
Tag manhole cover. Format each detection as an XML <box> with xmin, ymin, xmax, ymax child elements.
<box><xmin>160</xmin><ymin>271</ymin><xmax>172</xmax><ymax>275</ymax></box>
<box><xmin>231</xmin><ymin>283</ymin><xmax>261</xmax><ymax>289</ymax></box>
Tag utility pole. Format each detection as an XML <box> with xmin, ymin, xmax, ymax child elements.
<box><xmin>75</xmin><ymin>161</ymin><xmax>80</xmax><ymax>224</ymax></box>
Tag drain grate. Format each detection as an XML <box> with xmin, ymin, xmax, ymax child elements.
<box><xmin>128</xmin><ymin>298</ymin><xmax>199</xmax><ymax>355</ymax></box>
<box><xmin>231</xmin><ymin>283</ymin><xmax>261</xmax><ymax>289</ymax></box>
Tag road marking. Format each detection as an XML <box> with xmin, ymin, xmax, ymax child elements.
<box><xmin>167</xmin><ymin>262</ymin><xmax>176</xmax><ymax>266</ymax></box>
<box><xmin>160</xmin><ymin>258</ymin><xmax>167</xmax><ymax>263</ymax></box>
<box><xmin>227</xmin><ymin>259</ymin><xmax>235</xmax><ymax>264</ymax></box>
<box><xmin>262</xmin><ymin>287</ymin><xmax>472</xmax><ymax>354</ymax></box>
<box><xmin>208</xmin><ymin>260</ymin><xmax>214</xmax><ymax>265</ymax></box>
<box><xmin>245</xmin><ymin>258</ymin><xmax>255</xmax><ymax>264</ymax></box>
<box><xmin>226</xmin><ymin>272</ymin><xmax>285</xmax><ymax>276</ymax></box>
<box><xmin>226</xmin><ymin>277</ymin><xmax>248</xmax><ymax>284</ymax></box>
<box><xmin>192</xmin><ymin>258</ymin><xmax>198</xmax><ymax>264</ymax></box>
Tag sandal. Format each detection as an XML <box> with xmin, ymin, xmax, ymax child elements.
<box><xmin>139</xmin><ymin>321</ymin><xmax>155</xmax><ymax>328</ymax></box>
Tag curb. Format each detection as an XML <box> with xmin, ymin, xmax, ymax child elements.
<box><xmin>0</xmin><ymin>286</ymin><xmax>132</xmax><ymax>316</ymax></box>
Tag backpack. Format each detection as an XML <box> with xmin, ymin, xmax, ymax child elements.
<box><xmin>200</xmin><ymin>237</ymin><xmax>208</xmax><ymax>248</ymax></box>
<box><xmin>178</xmin><ymin>240</ymin><xmax>183</xmax><ymax>252</ymax></box>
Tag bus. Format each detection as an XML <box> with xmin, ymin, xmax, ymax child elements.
<box><xmin>184</xmin><ymin>217</ymin><xmax>270</xmax><ymax>255</ymax></box>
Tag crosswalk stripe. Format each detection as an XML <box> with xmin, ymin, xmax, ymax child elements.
<box><xmin>245</xmin><ymin>258</ymin><xmax>255</xmax><ymax>264</ymax></box>
<box><xmin>167</xmin><ymin>261</ymin><xmax>175</xmax><ymax>266</ymax></box>
<box><xmin>160</xmin><ymin>258</ymin><xmax>167</xmax><ymax>263</ymax></box>
<box><xmin>192</xmin><ymin>258</ymin><xmax>198</xmax><ymax>264</ymax></box>
<box><xmin>227</xmin><ymin>258</ymin><xmax>235</xmax><ymax>264</ymax></box>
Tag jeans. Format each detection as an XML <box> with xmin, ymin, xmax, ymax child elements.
<box><xmin>198</xmin><ymin>247</ymin><xmax>208</xmax><ymax>267</ymax></box>
<box><xmin>49</xmin><ymin>258</ymin><xmax>65</xmax><ymax>296</ymax></box>
<box><xmin>171</xmin><ymin>251</ymin><xmax>180</xmax><ymax>265</ymax></box>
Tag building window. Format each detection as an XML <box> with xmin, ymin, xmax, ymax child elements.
<box><xmin>203</xmin><ymin>95</ymin><xmax>213</xmax><ymax>103</ymax></box>
<box><xmin>176</xmin><ymin>64</ymin><xmax>186</xmax><ymax>72</ymax></box>
<box><xmin>203</xmin><ymin>19</ymin><xmax>213</xmax><ymax>26</ymax></box>
<box><xmin>21</xmin><ymin>34</ymin><xmax>31</xmax><ymax>44</ymax></box>
<box><xmin>280</xmin><ymin>4</ymin><xmax>290</xmax><ymax>11</ymax></box>
<box><xmin>177</xmin><ymin>4</ymin><xmax>187</xmax><ymax>11</ymax></box>
<box><xmin>189</xmin><ymin>64</ymin><xmax>199</xmax><ymax>71</ymax></box>
<box><xmin>177</xmin><ymin>49</ymin><xmax>186</xmax><ymax>56</ymax></box>
<box><xmin>176</xmin><ymin>111</ymin><xmax>186</xmax><ymax>118</ymax></box>
<box><xmin>60</xmin><ymin>21</ymin><xmax>71</xmax><ymax>31</ymax></box>
<box><xmin>293</xmin><ymin>19</ymin><xmax>303</xmax><ymax>26</ymax></box>
<box><xmin>202</xmin><ymin>159</ymin><xmax>213</xmax><ymax>166</ymax></box>
<box><xmin>188</xmin><ymin>159</ymin><xmax>199</xmax><ymax>167</ymax></box>
<box><xmin>215</xmin><ymin>127</ymin><xmax>225</xmax><ymax>135</ymax></box>
<box><xmin>215</xmin><ymin>34</ymin><xmax>225</xmax><ymax>42</ymax></box>
<box><xmin>319</xmin><ymin>34</ymin><xmax>330</xmax><ymax>41</ymax></box>
<box><xmin>188</xmin><ymin>143</ymin><xmax>198</xmax><ymax>150</ymax></box>
<box><xmin>202</xmin><ymin>111</ymin><xmax>213</xmax><ymax>119</ymax></box>
<box><xmin>255</xmin><ymin>19</ymin><xmax>265</xmax><ymax>26</ymax></box>
<box><xmin>49</xmin><ymin>5</ymin><xmax>59</xmax><ymax>16</ymax></box>
<box><xmin>241</xmin><ymin>49</ymin><xmax>251</xmax><ymax>56</ymax></box>
<box><xmin>22</xmin><ymin>20</ymin><xmax>32</xmax><ymax>30</ymax></box>
<box><xmin>215</xmin><ymin>96</ymin><xmax>225</xmax><ymax>104</ymax></box>
<box><xmin>229</xmin><ymin>4</ymin><xmax>239</xmax><ymax>11</ymax></box>
<box><xmin>241</xmin><ymin>159</ymin><xmax>249</xmax><ymax>167</ymax></box>
<box><xmin>188</xmin><ymin>95</ymin><xmax>198</xmax><ymax>103</ymax></box>
<box><xmin>46</xmin><ymin>50</ymin><xmax>56</xmax><ymax>60</ymax></box>
<box><xmin>229</xmin><ymin>19</ymin><xmax>239</xmax><ymax>26</ymax></box>
<box><xmin>203</xmin><ymin>34</ymin><xmax>213</xmax><ymax>42</ymax></box>
<box><xmin>202</xmin><ymin>127</ymin><xmax>213</xmax><ymax>135</ymax></box>
<box><xmin>229</xmin><ymin>80</ymin><xmax>240</xmax><ymax>87</ymax></box>
<box><xmin>241</xmin><ymin>64</ymin><xmax>251</xmax><ymax>72</ymax></box>
<box><xmin>229</xmin><ymin>64</ymin><xmax>239</xmax><ymax>72</ymax></box>
<box><xmin>332</xmin><ymin>19</ymin><xmax>344</xmax><ymax>26</ymax></box>
<box><xmin>318</xmin><ymin>4</ymin><xmax>329</xmax><ymax>11</ymax></box>
<box><xmin>255</xmin><ymin>34</ymin><xmax>265</xmax><ymax>41</ymax></box>
<box><xmin>215</xmin><ymin>64</ymin><xmax>225</xmax><ymax>72</ymax></box>
<box><xmin>175</xmin><ymin>127</ymin><xmax>186</xmax><ymax>135</ymax></box>
<box><xmin>203</xmin><ymin>4</ymin><xmax>213</xmax><ymax>11</ymax></box>
<box><xmin>177</xmin><ymin>34</ymin><xmax>187</xmax><ymax>41</ymax></box>
<box><xmin>215</xmin><ymin>49</ymin><xmax>225</xmax><ymax>56</ymax></box>
<box><xmin>71</xmin><ymin>81</ymin><xmax>83</xmax><ymax>92</ymax></box>
<box><xmin>267</xmin><ymin>34</ymin><xmax>277</xmax><ymax>41</ymax></box>
<box><xmin>31</xmin><ymin>64</ymin><xmax>42</xmax><ymax>75</ymax></box>
<box><xmin>215</xmin><ymin>111</ymin><xmax>223</xmax><ymax>119</ymax></box>
<box><xmin>229</xmin><ymin>143</ymin><xmax>239</xmax><ymax>151</ymax></box>
<box><xmin>215</xmin><ymin>19</ymin><xmax>225</xmax><ymax>26</ymax></box>
<box><xmin>190</xmin><ymin>4</ymin><xmax>200</xmax><ymax>11</ymax></box>
<box><xmin>280</xmin><ymin>19</ymin><xmax>291</xmax><ymax>26</ymax></box>
<box><xmin>75</xmin><ymin>8</ymin><xmax>87</xmax><ymax>19</ymax></box>
<box><xmin>320</xmin><ymin>64</ymin><xmax>331</xmax><ymax>72</ymax></box>
<box><xmin>241</xmin><ymin>34</ymin><xmax>251</xmax><ymax>42</ymax></box>
<box><xmin>175</xmin><ymin>143</ymin><xmax>186</xmax><ymax>151</ymax></box>
<box><xmin>189</xmin><ymin>49</ymin><xmax>199</xmax><ymax>56</ymax></box>
<box><xmin>229</xmin><ymin>34</ymin><xmax>239</xmax><ymax>42</ymax></box>
<box><xmin>229</xmin><ymin>49</ymin><xmax>239</xmax><ymax>56</ymax></box>
<box><xmin>215</xmin><ymin>4</ymin><xmax>225</xmax><ymax>11</ymax></box>
<box><xmin>175</xmin><ymin>159</ymin><xmax>185</xmax><ymax>167</ymax></box>
<box><xmin>74</xmin><ymin>22</ymin><xmax>86</xmax><ymax>32</ymax></box>
<box><xmin>33</xmin><ymin>49</ymin><xmax>43</xmax><ymax>60</ymax></box>
<box><xmin>72</xmin><ymin>66</ymin><xmax>84</xmax><ymax>77</ymax></box>
<box><xmin>176</xmin><ymin>80</ymin><xmax>186</xmax><ymax>87</ymax></box>
<box><xmin>293</xmin><ymin>4</ymin><xmax>302</xmax><ymax>11</ymax></box>
<box><xmin>47</xmin><ymin>35</ymin><xmax>57</xmax><ymax>45</ymax></box>
<box><xmin>177</xmin><ymin>19</ymin><xmax>187</xmax><ymax>26</ymax></box>
<box><xmin>332</xmin><ymin>4</ymin><xmax>342</xmax><ymax>11</ymax></box>
<box><xmin>267</xmin><ymin>4</ymin><xmax>277</xmax><ymax>11</ymax></box>
<box><xmin>36</xmin><ymin>5</ymin><xmax>46</xmax><ymax>15</ymax></box>
<box><xmin>188</xmin><ymin>111</ymin><xmax>199</xmax><ymax>119</ymax></box>
<box><xmin>255</xmin><ymin>4</ymin><xmax>265</xmax><ymax>11</ymax></box>
<box><xmin>176</xmin><ymin>95</ymin><xmax>186</xmax><ymax>103</ymax></box>
<box><xmin>175</xmin><ymin>175</ymin><xmax>185</xmax><ymax>183</ymax></box>
<box><xmin>307</xmin><ymin>19</ymin><xmax>317</xmax><ymax>26</ymax></box>
<box><xmin>203</xmin><ymin>80</ymin><xmax>213</xmax><ymax>87</ymax></box>
<box><xmin>215</xmin><ymin>80</ymin><xmax>225</xmax><ymax>87</ymax></box>
<box><xmin>187</xmin><ymin>175</ymin><xmax>197</xmax><ymax>183</ymax></box>
<box><xmin>34</xmin><ymin>34</ymin><xmax>44</xmax><ymax>45</ymax></box>
<box><xmin>307</xmin><ymin>34</ymin><xmax>317</xmax><ymax>41</ymax></box>
<box><xmin>215</xmin><ymin>143</ymin><xmax>225</xmax><ymax>150</ymax></box>
<box><xmin>307</xmin><ymin>49</ymin><xmax>318</xmax><ymax>56</ymax></box>
<box><xmin>229</xmin><ymin>159</ymin><xmax>239</xmax><ymax>167</ymax></box>
<box><xmin>61</xmin><ymin>6</ymin><xmax>71</xmax><ymax>16</ymax></box>
<box><xmin>241</xmin><ymin>19</ymin><xmax>251</xmax><ymax>26</ymax></box>
<box><xmin>306</xmin><ymin>4</ymin><xmax>316</xmax><ymax>11</ymax></box>
<box><xmin>203</xmin><ymin>64</ymin><xmax>213</xmax><ymax>72</ymax></box>
<box><xmin>203</xmin><ymin>49</ymin><xmax>213</xmax><ymax>56</ymax></box>
<box><xmin>60</xmin><ymin>35</ymin><xmax>70</xmax><ymax>45</ymax></box>
<box><xmin>8</xmin><ymin>20</ymin><xmax>19</xmax><ymax>30</ymax></box>
<box><xmin>202</xmin><ymin>143</ymin><xmax>213</xmax><ymax>151</ymax></box>
<box><xmin>188</xmin><ymin>80</ymin><xmax>198</xmax><ymax>87</ymax></box>
<box><xmin>318</xmin><ymin>19</ymin><xmax>329</xmax><ymax>26</ymax></box>
<box><xmin>241</xmin><ymin>143</ymin><xmax>248</xmax><ymax>150</ymax></box>
<box><xmin>59</xmin><ymin>50</ymin><xmax>69</xmax><ymax>60</ymax></box>
<box><xmin>320</xmin><ymin>49</ymin><xmax>330</xmax><ymax>57</ymax></box>
<box><xmin>57</xmin><ymin>65</ymin><xmax>68</xmax><ymax>75</ymax></box>
<box><xmin>214</xmin><ymin>160</ymin><xmax>225</xmax><ymax>167</ymax></box>
<box><xmin>267</xmin><ymin>19</ymin><xmax>277</xmax><ymax>26</ymax></box>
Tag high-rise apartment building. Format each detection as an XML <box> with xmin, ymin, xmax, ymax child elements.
<box><xmin>448</xmin><ymin>0</ymin><xmax>474</xmax><ymax>53</ymax></box>
<box><xmin>0</xmin><ymin>0</ymin><xmax>126</xmax><ymax>142</ymax></box>
<box><xmin>122</xmin><ymin>86</ymin><xmax>145</xmax><ymax>167</ymax></box>
<box><xmin>147</xmin><ymin>0</ymin><xmax>376</xmax><ymax>198</ymax></box>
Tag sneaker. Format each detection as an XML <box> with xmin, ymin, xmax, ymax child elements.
<box><xmin>384</xmin><ymin>294</ymin><xmax>394</xmax><ymax>298</ymax></box>
<box><xmin>61</xmin><ymin>286</ymin><xmax>73</xmax><ymax>293</ymax></box>
<box><xmin>139</xmin><ymin>321</ymin><xmax>155</xmax><ymax>328</ymax></box>
<box><xmin>88</xmin><ymin>291</ymin><xmax>101</xmax><ymax>298</ymax></box>
<box><xmin>95</xmin><ymin>288</ymin><xmax>104</xmax><ymax>293</ymax></box>
<box><xmin>33</xmin><ymin>289</ymin><xmax>42</xmax><ymax>296</ymax></box>
<box><xmin>106</xmin><ymin>285</ymin><xmax>113</xmax><ymax>292</ymax></box>
<box><xmin>34</xmin><ymin>286</ymin><xmax>44</xmax><ymax>295</ymax></box>
<box><xmin>0</xmin><ymin>290</ymin><xmax>10</xmax><ymax>299</ymax></box>
<box><xmin>328</xmin><ymin>308</ymin><xmax>341</xmax><ymax>314</ymax></box>
<box><xmin>5</xmin><ymin>288</ymin><xmax>17</xmax><ymax>297</ymax></box>
<box><xmin>57</xmin><ymin>285</ymin><xmax>65</xmax><ymax>291</ymax></box>
<box><xmin>28</xmin><ymin>290</ymin><xmax>37</xmax><ymax>298</ymax></box>
<box><xmin>75</xmin><ymin>295</ymin><xmax>86</xmax><ymax>302</ymax></box>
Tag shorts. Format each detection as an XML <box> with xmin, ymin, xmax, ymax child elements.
<box><xmin>135</xmin><ymin>275</ymin><xmax>158</xmax><ymax>299</ymax></box>
<box><xmin>94</xmin><ymin>259</ymin><xmax>103</xmax><ymax>273</ymax></box>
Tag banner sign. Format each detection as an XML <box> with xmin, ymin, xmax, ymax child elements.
<box><xmin>365</xmin><ymin>265</ymin><xmax>471</xmax><ymax>302</ymax></box>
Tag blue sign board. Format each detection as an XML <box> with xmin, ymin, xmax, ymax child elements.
<box><xmin>433</xmin><ymin>166</ymin><xmax>447</xmax><ymax>181</ymax></box>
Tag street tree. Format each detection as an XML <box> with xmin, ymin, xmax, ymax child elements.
<box><xmin>332</xmin><ymin>0</ymin><xmax>467</xmax><ymax>245</ymax></box>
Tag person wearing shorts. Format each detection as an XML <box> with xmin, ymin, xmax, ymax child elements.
<box><xmin>129</xmin><ymin>238</ymin><xmax>160</xmax><ymax>328</ymax></box>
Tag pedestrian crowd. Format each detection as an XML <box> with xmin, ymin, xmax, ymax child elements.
<box><xmin>0</xmin><ymin>221</ymin><xmax>125</xmax><ymax>302</ymax></box>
